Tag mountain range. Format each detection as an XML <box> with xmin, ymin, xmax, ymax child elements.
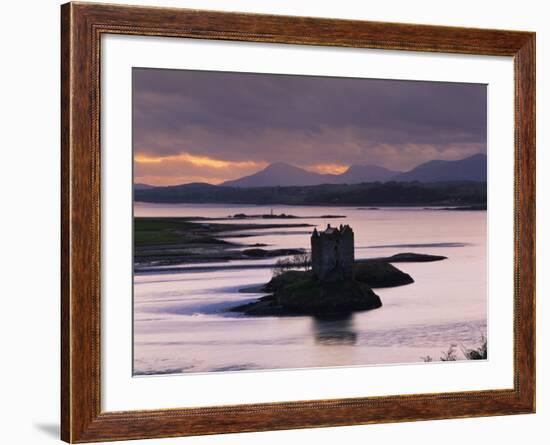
<box><xmin>134</xmin><ymin>153</ymin><xmax>486</xmax><ymax>190</ymax></box>
<box><xmin>392</xmin><ymin>153</ymin><xmax>487</xmax><ymax>183</ymax></box>
<box><xmin>221</xmin><ymin>162</ymin><xmax>401</xmax><ymax>187</ymax></box>
<box><xmin>220</xmin><ymin>153</ymin><xmax>486</xmax><ymax>188</ymax></box>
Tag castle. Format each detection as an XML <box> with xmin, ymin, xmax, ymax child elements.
<box><xmin>311</xmin><ymin>224</ymin><xmax>354</xmax><ymax>282</ymax></box>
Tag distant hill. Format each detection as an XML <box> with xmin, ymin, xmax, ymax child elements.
<box><xmin>134</xmin><ymin>154</ymin><xmax>487</xmax><ymax>193</ymax></box>
<box><xmin>220</xmin><ymin>155</ymin><xmax>486</xmax><ymax>187</ymax></box>
<box><xmin>222</xmin><ymin>162</ymin><xmax>400</xmax><ymax>187</ymax></box>
<box><xmin>169</xmin><ymin>182</ymin><xmax>219</xmax><ymax>190</ymax></box>
<box><xmin>134</xmin><ymin>183</ymin><xmax>156</xmax><ymax>190</ymax></box>
<box><xmin>222</xmin><ymin>162</ymin><xmax>332</xmax><ymax>187</ymax></box>
<box><xmin>338</xmin><ymin>164</ymin><xmax>400</xmax><ymax>183</ymax></box>
<box><xmin>392</xmin><ymin>154</ymin><xmax>487</xmax><ymax>183</ymax></box>
<box><xmin>134</xmin><ymin>181</ymin><xmax>486</xmax><ymax>207</ymax></box>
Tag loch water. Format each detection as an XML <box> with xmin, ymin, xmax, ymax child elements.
<box><xmin>133</xmin><ymin>203</ymin><xmax>487</xmax><ymax>375</ymax></box>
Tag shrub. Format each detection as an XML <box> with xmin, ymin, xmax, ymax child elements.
<box><xmin>440</xmin><ymin>344</ymin><xmax>458</xmax><ymax>361</ymax></box>
<box><xmin>462</xmin><ymin>335</ymin><xmax>487</xmax><ymax>360</ymax></box>
<box><xmin>272</xmin><ymin>252</ymin><xmax>311</xmax><ymax>276</ymax></box>
<box><xmin>421</xmin><ymin>336</ymin><xmax>487</xmax><ymax>363</ymax></box>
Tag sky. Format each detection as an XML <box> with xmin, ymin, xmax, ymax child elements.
<box><xmin>133</xmin><ymin>68</ymin><xmax>487</xmax><ymax>186</ymax></box>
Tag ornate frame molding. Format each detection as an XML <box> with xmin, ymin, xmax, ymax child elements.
<box><xmin>61</xmin><ymin>2</ymin><xmax>535</xmax><ymax>442</ymax></box>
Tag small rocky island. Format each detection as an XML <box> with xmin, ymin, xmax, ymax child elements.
<box><xmin>231</xmin><ymin>224</ymin><xmax>442</xmax><ymax>316</ymax></box>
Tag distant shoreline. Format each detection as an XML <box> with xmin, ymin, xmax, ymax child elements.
<box><xmin>134</xmin><ymin>181</ymin><xmax>487</xmax><ymax>208</ymax></box>
<box><xmin>135</xmin><ymin>201</ymin><xmax>487</xmax><ymax>211</ymax></box>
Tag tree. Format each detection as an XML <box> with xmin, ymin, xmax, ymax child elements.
<box><xmin>271</xmin><ymin>252</ymin><xmax>311</xmax><ymax>276</ymax></box>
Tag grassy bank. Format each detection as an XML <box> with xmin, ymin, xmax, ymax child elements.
<box><xmin>134</xmin><ymin>217</ymin><xmax>312</xmax><ymax>267</ymax></box>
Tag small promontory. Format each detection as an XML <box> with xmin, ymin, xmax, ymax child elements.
<box><xmin>230</xmin><ymin>261</ymin><xmax>413</xmax><ymax>316</ymax></box>
<box><xmin>231</xmin><ymin>277</ymin><xmax>381</xmax><ymax>316</ymax></box>
<box><xmin>230</xmin><ymin>224</ymin><xmax>445</xmax><ymax>317</ymax></box>
<box><xmin>232</xmin><ymin>224</ymin><xmax>416</xmax><ymax>317</ymax></box>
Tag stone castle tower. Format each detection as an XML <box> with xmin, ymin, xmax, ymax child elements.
<box><xmin>311</xmin><ymin>224</ymin><xmax>354</xmax><ymax>282</ymax></box>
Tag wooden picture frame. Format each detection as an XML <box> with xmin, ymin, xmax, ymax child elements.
<box><xmin>61</xmin><ymin>2</ymin><xmax>535</xmax><ymax>442</ymax></box>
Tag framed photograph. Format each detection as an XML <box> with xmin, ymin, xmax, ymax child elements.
<box><xmin>61</xmin><ymin>2</ymin><xmax>535</xmax><ymax>442</ymax></box>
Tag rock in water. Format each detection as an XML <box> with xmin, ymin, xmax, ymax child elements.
<box><xmin>277</xmin><ymin>279</ymin><xmax>382</xmax><ymax>314</ymax></box>
<box><xmin>231</xmin><ymin>258</ymin><xmax>421</xmax><ymax>316</ymax></box>
<box><xmin>353</xmin><ymin>262</ymin><xmax>414</xmax><ymax>288</ymax></box>
<box><xmin>386</xmin><ymin>252</ymin><xmax>447</xmax><ymax>262</ymax></box>
<box><xmin>231</xmin><ymin>278</ymin><xmax>381</xmax><ymax>316</ymax></box>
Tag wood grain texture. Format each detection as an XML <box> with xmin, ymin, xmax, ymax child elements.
<box><xmin>60</xmin><ymin>2</ymin><xmax>536</xmax><ymax>442</ymax></box>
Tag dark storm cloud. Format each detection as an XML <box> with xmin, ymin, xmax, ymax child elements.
<box><xmin>133</xmin><ymin>67</ymin><xmax>486</xmax><ymax>184</ymax></box>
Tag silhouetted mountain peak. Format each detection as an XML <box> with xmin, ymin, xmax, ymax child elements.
<box><xmin>214</xmin><ymin>154</ymin><xmax>486</xmax><ymax>188</ymax></box>
<box><xmin>393</xmin><ymin>153</ymin><xmax>486</xmax><ymax>183</ymax></box>
<box><xmin>222</xmin><ymin>163</ymin><xmax>324</xmax><ymax>188</ymax></box>
<box><xmin>265</xmin><ymin>162</ymin><xmax>295</xmax><ymax>169</ymax></box>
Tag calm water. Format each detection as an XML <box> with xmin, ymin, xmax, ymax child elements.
<box><xmin>133</xmin><ymin>203</ymin><xmax>487</xmax><ymax>375</ymax></box>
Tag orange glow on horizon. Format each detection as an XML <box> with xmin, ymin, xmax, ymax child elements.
<box><xmin>134</xmin><ymin>152</ymin><xmax>265</xmax><ymax>170</ymax></box>
<box><xmin>135</xmin><ymin>175</ymin><xmax>227</xmax><ymax>186</ymax></box>
<box><xmin>308</xmin><ymin>163</ymin><xmax>348</xmax><ymax>175</ymax></box>
<box><xmin>135</xmin><ymin>153</ymin><xmax>356</xmax><ymax>186</ymax></box>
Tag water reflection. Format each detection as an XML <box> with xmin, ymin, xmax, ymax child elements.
<box><xmin>312</xmin><ymin>314</ymin><xmax>357</xmax><ymax>345</ymax></box>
